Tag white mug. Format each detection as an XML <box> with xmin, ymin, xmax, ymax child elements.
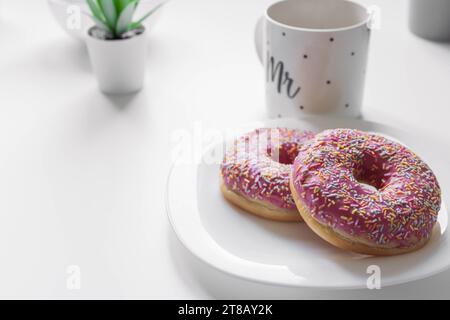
<box><xmin>255</xmin><ymin>0</ymin><xmax>372</xmax><ymax>118</ymax></box>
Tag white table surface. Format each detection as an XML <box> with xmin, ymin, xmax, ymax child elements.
<box><xmin>0</xmin><ymin>0</ymin><xmax>450</xmax><ymax>299</ymax></box>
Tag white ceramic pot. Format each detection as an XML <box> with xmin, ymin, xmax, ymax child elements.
<box><xmin>255</xmin><ymin>0</ymin><xmax>371</xmax><ymax>118</ymax></box>
<box><xmin>86</xmin><ymin>28</ymin><xmax>147</xmax><ymax>95</ymax></box>
<box><xmin>47</xmin><ymin>0</ymin><xmax>166</xmax><ymax>41</ymax></box>
<box><xmin>409</xmin><ymin>0</ymin><xmax>450</xmax><ymax>41</ymax></box>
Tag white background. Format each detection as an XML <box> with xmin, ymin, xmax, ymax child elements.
<box><xmin>0</xmin><ymin>0</ymin><xmax>449</xmax><ymax>299</ymax></box>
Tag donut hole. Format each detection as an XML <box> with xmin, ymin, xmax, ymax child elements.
<box><xmin>269</xmin><ymin>142</ymin><xmax>300</xmax><ymax>165</ymax></box>
<box><xmin>354</xmin><ymin>175</ymin><xmax>380</xmax><ymax>192</ymax></box>
<box><xmin>353</xmin><ymin>169</ymin><xmax>384</xmax><ymax>191</ymax></box>
<box><xmin>353</xmin><ymin>152</ymin><xmax>391</xmax><ymax>191</ymax></box>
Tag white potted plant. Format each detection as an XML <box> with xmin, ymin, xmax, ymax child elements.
<box><xmin>85</xmin><ymin>0</ymin><xmax>163</xmax><ymax>94</ymax></box>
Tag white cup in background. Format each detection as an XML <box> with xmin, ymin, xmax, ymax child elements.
<box><xmin>409</xmin><ymin>0</ymin><xmax>450</xmax><ymax>42</ymax></box>
<box><xmin>255</xmin><ymin>0</ymin><xmax>372</xmax><ymax>118</ymax></box>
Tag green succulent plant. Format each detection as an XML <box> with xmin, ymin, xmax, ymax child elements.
<box><xmin>86</xmin><ymin>0</ymin><xmax>163</xmax><ymax>39</ymax></box>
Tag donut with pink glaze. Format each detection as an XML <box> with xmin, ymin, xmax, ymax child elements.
<box><xmin>221</xmin><ymin>128</ymin><xmax>314</xmax><ymax>222</ymax></box>
<box><xmin>290</xmin><ymin>128</ymin><xmax>441</xmax><ymax>255</ymax></box>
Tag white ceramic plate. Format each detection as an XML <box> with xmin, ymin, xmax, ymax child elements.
<box><xmin>166</xmin><ymin>117</ymin><xmax>450</xmax><ymax>289</ymax></box>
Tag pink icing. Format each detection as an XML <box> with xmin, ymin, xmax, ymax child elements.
<box><xmin>221</xmin><ymin>128</ymin><xmax>315</xmax><ymax>209</ymax></box>
<box><xmin>291</xmin><ymin>129</ymin><xmax>441</xmax><ymax>248</ymax></box>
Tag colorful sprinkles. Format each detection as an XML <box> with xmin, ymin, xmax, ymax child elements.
<box><xmin>291</xmin><ymin>129</ymin><xmax>441</xmax><ymax>248</ymax></box>
<box><xmin>221</xmin><ymin>128</ymin><xmax>315</xmax><ymax>210</ymax></box>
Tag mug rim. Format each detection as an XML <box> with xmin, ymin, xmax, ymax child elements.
<box><xmin>265</xmin><ymin>0</ymin><xmax>371</xmax><ymax>32</ymax></box>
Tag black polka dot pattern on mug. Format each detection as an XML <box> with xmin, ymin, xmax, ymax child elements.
<box><xmin>278</xmin><ymin>33</ymin><xmax>364</xmax><ymax>114</ymax></box>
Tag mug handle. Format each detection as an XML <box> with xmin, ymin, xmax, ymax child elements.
<box><xmin>254</xmin><ymin>16</ymin><xmax>264</xmax><ymax>64</ymax></box>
